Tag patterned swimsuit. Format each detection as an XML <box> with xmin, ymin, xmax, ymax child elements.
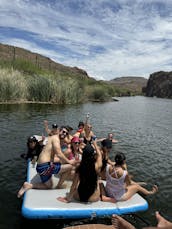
<box><xmin>105</xmin><ymin>164</ymin><xmax>127</xmax><ymax>201</ymax></box>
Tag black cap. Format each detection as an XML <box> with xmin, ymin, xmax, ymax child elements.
<box><xmin>101</xmin><ymin>139</ymin><xmax>112</xmax><ymax>149</ymax></box>
<box><xmin>28</xmin><ymin>136</ymin><xmax>37</xmax><ymax>143</ymax></box>
<box><xmin>52</xmin><ymin>123</ymin><xmax>58</xmax><ymax>129</ymax></box>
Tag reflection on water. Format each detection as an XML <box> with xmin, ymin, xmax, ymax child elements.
<box><xmin>0</xmin><ymin>96</ymin><xmax>172</xmax><ymax>229</ymax></box>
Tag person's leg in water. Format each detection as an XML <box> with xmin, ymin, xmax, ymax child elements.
<box><xmin>111</xmin><ymin>212</ymin><xmax>172</xmax><ymax>229</ymax></box>
<box><xmin>120</xmin><ymin>184</ymin><xmax>158</xmax><ymax>201</ymax></box>
<box><xmin>143</xmin><ymin>211</ymin><xmax>172</xmax><ymax>229</ymax></box>
<box><xmin>156</xmin><ymin>211</ymin><xmax>172</xmax><ymax>228</ymax></box>
<box><xmin>111</xmin><ymin>214</ymin><xmax>136</xmax><ymax>229</ymax></box>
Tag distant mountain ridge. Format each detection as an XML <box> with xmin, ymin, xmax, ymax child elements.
<box><xmin>108</xmin><ymin>76</ymin><xmax>147</xmax><ymax>95</ymax></box>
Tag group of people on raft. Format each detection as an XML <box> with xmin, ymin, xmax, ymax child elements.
<box><xmin>18</xmin><ymin>113</ymin><xmax>158</xmax><ymax>204</ymax></box>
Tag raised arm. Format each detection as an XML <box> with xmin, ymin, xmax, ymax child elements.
<box><xmin>44</xmin><ymin>120</ymin><xmax>51</xmax><ymax>135</ymax></box>
<box><xmin>92</xmin><ymin>139</ymin><xmax>102</xmax><ymax>172</ymax></box>
<box><xmin>85</xmin><ymin>113</ymin><xmax>90</xmax><ymax>124</ymax></box>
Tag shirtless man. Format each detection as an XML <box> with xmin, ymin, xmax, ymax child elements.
<box><xmin>17</xmin><ymin>126</ymin><xmax>76</xmax><ymax>198</ymax></box>
<box><xmin>44</xmin><ymin>120</ymin><xmax>59</xmax><ymax>136</ymax></box>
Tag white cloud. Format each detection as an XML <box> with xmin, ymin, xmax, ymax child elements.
<box><xmin>0</xmin><ymin>0</ymin><xmax>172</xmax><ymax>80</ymax></box>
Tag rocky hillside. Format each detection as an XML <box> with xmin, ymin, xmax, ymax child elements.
<box><xmin>0</xmin><ymin>43</ymin><xmax>89</xmax><ymax>79</ymax></box>
<box><xmin>109</xmin><ymin>76</ymin><xmax>147</xmax><ymax>95</ymax></box>
<box><xmin>145</xmin><ymin>71</ymin><xmax>172</xmax><ymax>98</ymax></box>
<box><xmin>0</xmin><ymin>43</ymin><xmax>148</xmax><ymax>99</ymax></box>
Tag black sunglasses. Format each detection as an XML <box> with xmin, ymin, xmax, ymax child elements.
<box><xmin>74</xmin><ymin>142</ymin><xmax>80</xmax><ymax>145</ymax></box>
<box><xmin>62</xmin><ymin>130</ymin><xmax>68</xmax><ymax>135</ymax></box>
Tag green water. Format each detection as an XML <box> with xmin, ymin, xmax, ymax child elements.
<box><xmin>0</xmin><ymin>96</ymin><xmax>172</xmax><ymax>229</ymax></box>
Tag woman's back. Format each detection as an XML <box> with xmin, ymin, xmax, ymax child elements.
<box><xmin>105</xmin><ymin>164</ymin><xmax>127</xmax><ymax>201</ymax></box>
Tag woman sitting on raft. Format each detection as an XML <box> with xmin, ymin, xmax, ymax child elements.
<box><xmin>57</xmin><ymin>139</ymin><xmax>102</xmax><ymax>203</ymax></box>
<box><xmin>100</xmin><ymin>152</ymin><xmax>158</xmax><ymax>203</ymax></box>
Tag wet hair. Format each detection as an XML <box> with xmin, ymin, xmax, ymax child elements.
<box><xmin>78</xmin><ymin>121</ymin><xmax>84</xmax><ymax>128</ymax></box>
<box><xmin>66</xmin><ymin>125</ymin><xmax>73</xmax><ymax>132</ymax></box>
<box><xmin>115</xmin><ymin>152</ymin><xmax>126</xmax><ymax>166</ymax></box>
<box><xmin>26</xmin><ymin>136</ymin><xmax>43</xmax><ymax>160</ymax></box>
<box><xmin>77</xmin><ymin>144</ymin><xmax>97</xmax><ymax>202</ymax></box>
<box><xmin>59</xmin><ymin>126</ymin><xmax>68</xmax><ymax>131</ymax></box>
<box><xmin>101</xmin><ymin>139</ymin><xmax>112</xmax><ymax>149</ymax></box>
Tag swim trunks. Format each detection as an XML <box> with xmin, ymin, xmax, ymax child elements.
<box><xmin>36</xmin><ymin>162</ymin><xmax>61</xmax><ymax>183</ymax></box>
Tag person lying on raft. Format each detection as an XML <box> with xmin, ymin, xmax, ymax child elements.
<box><xmin>57</xmin><ymin>139</ymin><xmax>102</xmax><ymax>203</ymax></box>
<box><xmin>17</xmin><ymin>127</ymin><xmax>77</xmax><ymax>198</ymax></box>
<box><xmin>100</xmin><ymin>152</ymin><xmax>158</xmax><ymax>203</ymax></box>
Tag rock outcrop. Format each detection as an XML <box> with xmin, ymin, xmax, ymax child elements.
<box><xmin>145</xmin><ymin>71</ymin><xmax>172</xmax><ymax>98</ymax></box>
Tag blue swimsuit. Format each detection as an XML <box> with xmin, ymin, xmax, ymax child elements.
<box><xmin>36</xmin><ymin>162</ymin><xmax>61</xmax><ymax>183</ymax></box>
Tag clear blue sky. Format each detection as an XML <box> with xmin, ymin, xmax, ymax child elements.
<box><xmin>0</xmin><ymin>0</ymin><xmax>172</xmax><ymax>80</ymax></box>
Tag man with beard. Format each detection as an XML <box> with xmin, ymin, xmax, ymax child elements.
<box><xmin>17</xmin><ymin>126</ymin><xmax>76</xmax><ymax>198</ymax></box>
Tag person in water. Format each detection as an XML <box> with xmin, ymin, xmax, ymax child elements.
<box><xmin>20</xmin><ymin>135</ymin><xmax>44</xmax><ymax>161</ymax></box>
<box><xmin>97</xmin><ymin>133</ymin><xmax>118</xmax><ymax>144</ymax></box>
<box><xmin>57</xmin><ymin>139</ymin><xmax>102</xmax><ymax>203</ymax></box>
<box><xmin>100</xmin><ymin>152</ymin><xmax>158</xmax><ymax>203</ymax></box>
<box><xmin>17</xmin><ymin>126</ymin><xmax>77</xmax><ymax>198</ymax></box>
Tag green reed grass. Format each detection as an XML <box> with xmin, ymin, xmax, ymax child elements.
<box><xmin>0</xmin><ymin>58</ymin><xmax>123</xmax><ymax>104</ymax></box>
<box><xmin>0</xmin><ymin>68</ymin><xmax>27</xmax><ymax>102</ymax></box>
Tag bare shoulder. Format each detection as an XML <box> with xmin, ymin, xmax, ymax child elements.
<box><xmin>51</xmin><ymin>135</ymin><xmax>59</xmax><ymax>141</ymax></box>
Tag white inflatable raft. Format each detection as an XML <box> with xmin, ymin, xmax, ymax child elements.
<box><xmin>21</xmin><ymin>161</ymin><xmax>148</xmax><ymax>219</ymax></box>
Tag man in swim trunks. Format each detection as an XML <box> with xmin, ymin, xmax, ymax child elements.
<box><xmin>17</xmin><ymin>126</ymin><xmax>76</xmax><ymax>198</ymax></box>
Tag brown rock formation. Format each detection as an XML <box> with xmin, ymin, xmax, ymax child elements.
<box><xmin>145</xmin><ymin>71</ymin><xmax>172</xmax><ymax>98</ymax></box>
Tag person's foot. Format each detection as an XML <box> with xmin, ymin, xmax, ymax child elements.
<box><xmin>17</xmin><ymin>182</ymin><xmax>32</xmax><ymax>198</ymax></box>
<box><xmin>156</xmin><ymin>211</ymin><xmax>172</xmax><ymax>228</ymax></box>
<box><xmin>57</xmin><ymin>196</ymin><xmax>69</xmax><ymax>203</ymax></box>
<box><xmin>111</xmin><ymin>215</ymin><xmax>135</xmax><ymax>229</ymax></box>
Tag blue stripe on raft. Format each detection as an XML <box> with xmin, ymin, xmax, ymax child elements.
<box><xmin>22</xmin><ymin>202</ymin><xmax>148</xmax><ymax>219</ymax></box>
<box><xmin>21</xmin><ymin>160</ymin><xmax>149</xmax><ymax>219</ymax></box>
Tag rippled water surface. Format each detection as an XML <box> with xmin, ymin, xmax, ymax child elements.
<box><xmin>0</xmin><ymin>96</ymin><xmax>172</xmax><ymax>229</ymax></box>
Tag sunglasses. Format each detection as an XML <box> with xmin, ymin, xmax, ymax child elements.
<box><xmin>74</xmin><ymin>142</ymin><xmax>80</xmax><ymax>145</ymax></box>
<box><xmin>62</xmin><ymin>130</ymin><xmax>69</xmax><ymax>135</ymax></box>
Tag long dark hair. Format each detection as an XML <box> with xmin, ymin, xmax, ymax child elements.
<box><xmin>77</xmin><ymin>144</ymin><xmax>97</xmax><ymax>202</ymax></box>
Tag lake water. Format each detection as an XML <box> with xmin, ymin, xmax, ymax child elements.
<box><xmin>0</xmin><ymin>96</ymin><xmax>172</xmax><ymax>229</ymax></box>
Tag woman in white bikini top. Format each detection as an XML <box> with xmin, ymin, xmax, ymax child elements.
<box><xmin>105</xmin><ymin>164</ymin><xmax>127</xmax><ymax>201</ymax></box>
